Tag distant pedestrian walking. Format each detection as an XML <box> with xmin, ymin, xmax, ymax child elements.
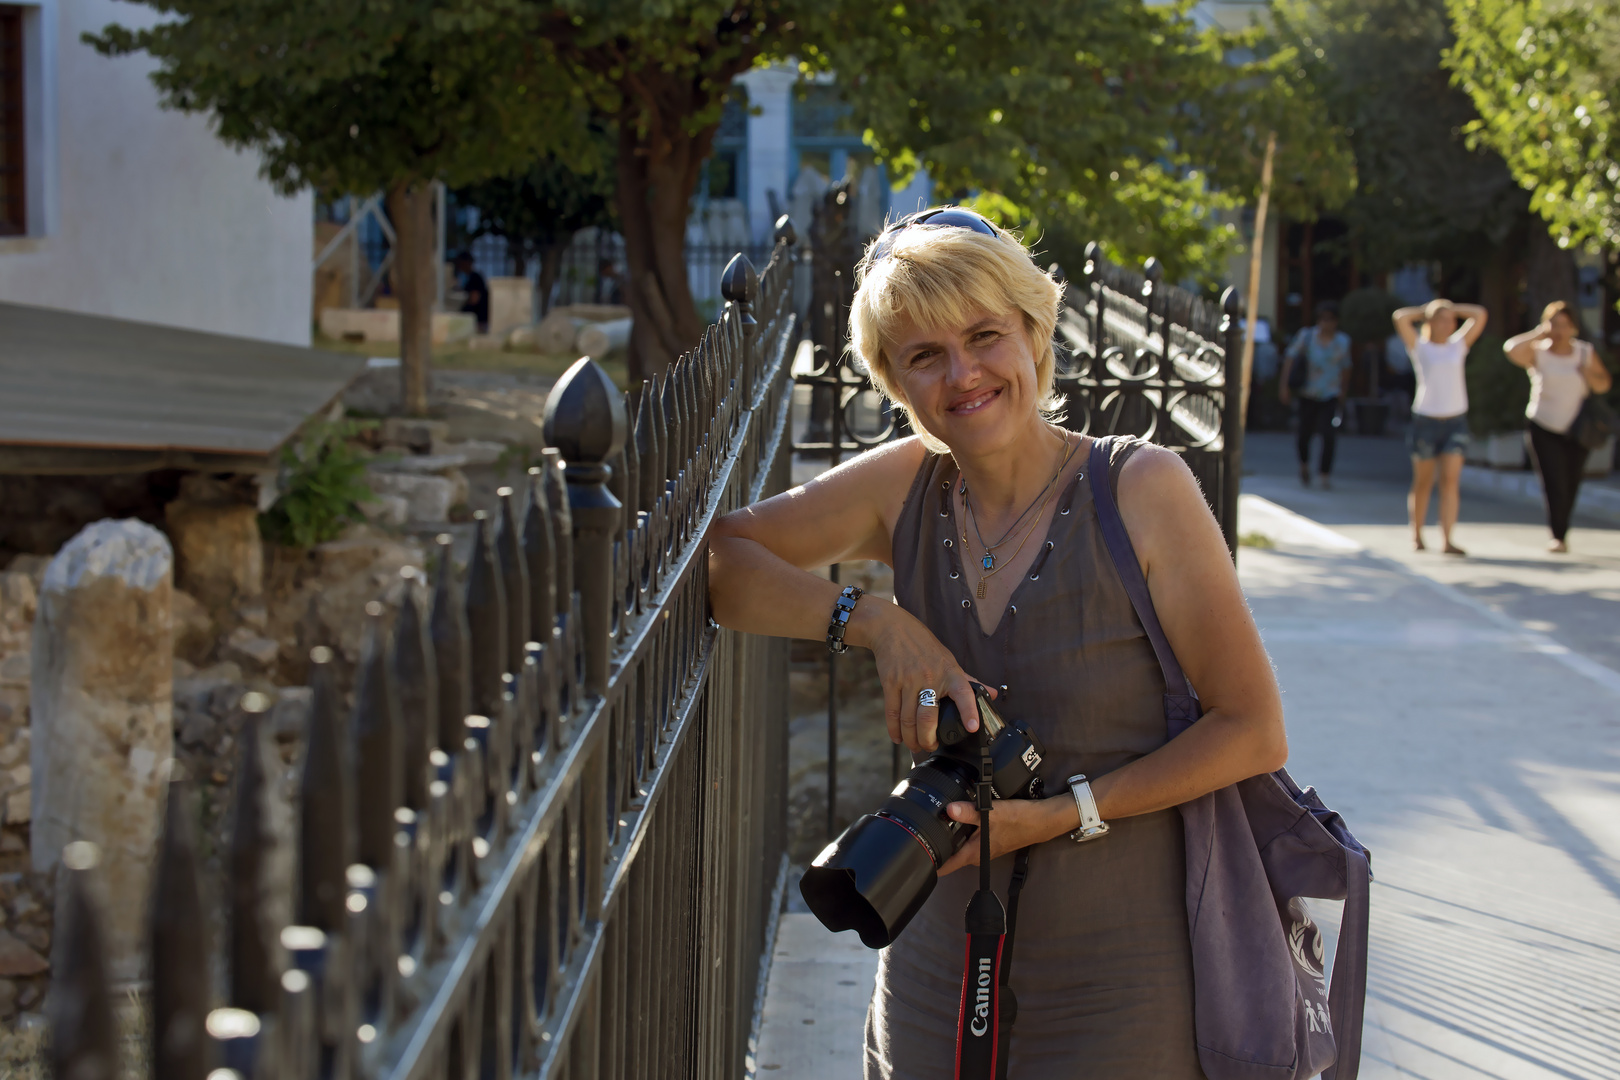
<box><xmin>1504</xmin><ymin>301</ymin><xmax>1614</xmax><ymax>553</ymax></box>
<box><xmin>1393</xmin><ymin>299</ymin><xmax>1489</xmax><ymax>554</ymax></box>
<box><xmin>1279</xmin><ymin>302</ymin><xmax>1352</xmax><ymax>489</ymax></box>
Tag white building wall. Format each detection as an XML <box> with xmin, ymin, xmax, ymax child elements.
<box><xmin>737</xmin><ymin>65</ymin><xmax>797</xmax><ymax>245</ymax></box>
<box><xmin>0</xmin><ymin>0</ymin><xmax>312</xmax><ymax>346</ymax></box>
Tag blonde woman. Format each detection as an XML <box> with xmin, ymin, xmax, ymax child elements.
<box><xmin>1504</xmin><ymin>301</ymin><xmax>1613</xmax><ymax>552</ymax></box>
<box><xmin>708</xmin><ymin>208</ymin><xmax>1285</xmax><ymax>1077</ymax></box>
<box><xmin>1393</xmin><ymin>299</ymin><xmax>1490</xmax><ymax>553</ymax></box>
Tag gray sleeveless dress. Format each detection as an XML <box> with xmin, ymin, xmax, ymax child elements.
<box><xmin>864</xmin><ymin>440</ymin><xmax>1205</xmax><ymax>1079</ymax></box>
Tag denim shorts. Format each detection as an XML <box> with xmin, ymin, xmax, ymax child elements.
<box><xmin>1407</xmin><ymin>413</ymin><xmax>1470</xmax><ymax>459</ymax></box>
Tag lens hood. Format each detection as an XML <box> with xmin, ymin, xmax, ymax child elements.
<box><xmin>800</xmin><ymin>813</ymin><xmax>939</xmax><ymax>948</ymax></box>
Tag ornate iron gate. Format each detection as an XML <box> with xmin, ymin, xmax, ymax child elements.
<box><xmin>51</xmin><ymin>233</ymin><xmax>800</xmax><ymax>1080</ymax></box>
<box><xmin>1055</xmin><ymin>243</ymin><xmax>1245</xmax><ymax>555</ymax></box>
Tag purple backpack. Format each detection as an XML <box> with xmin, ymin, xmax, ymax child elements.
<box><xmin>1089</xmin><ymin>437</ymin><xmax>1371</xmax><ymax>1080</ymax></box>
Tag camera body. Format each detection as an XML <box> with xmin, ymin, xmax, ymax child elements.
<box><xmin>800</xmin><ymin>685</ymin><xmax>1046</xmax><ymax>948</ymax></box>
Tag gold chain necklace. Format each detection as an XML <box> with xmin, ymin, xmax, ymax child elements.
<box><xmin>961</xmin><ymin>457</ymin><xmax>1069</xmax><ymax>599</ymax></box>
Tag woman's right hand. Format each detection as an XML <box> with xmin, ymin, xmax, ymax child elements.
<box><xmin>859</xmin><ymin>603</ymin><xmax>993</xmax><ymax>755</ymax></box>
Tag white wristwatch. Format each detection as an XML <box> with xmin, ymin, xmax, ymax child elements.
<box><xmin>1066</xmin><ymin>774</ymin><xmax>1110</xmax><ymax>843</ymax></box>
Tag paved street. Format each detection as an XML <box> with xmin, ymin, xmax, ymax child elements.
<box><xmin>1245</xmin><ymin>431</ymin><xmax>1620</xmax><ymax>673</ymax></box>
<box><xmin>756</xmin><ymin>434</ymin><xmax>1620</xmax><ymax>1079</ymax></box>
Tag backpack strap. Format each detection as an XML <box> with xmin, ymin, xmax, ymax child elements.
<box><xmin>1323</xmin><ymin>846</ymin><xmax>1370</xmax><ymax>1080</ymax></box>
<box><xmin>1089</xmin><ymin>436</ymin><xmax>1369</xmax><ymax>1079</ymax></box>
<box><xmin>1086</xmin><ymin>437</ymin><xmax>1201</xmax><ymax>735</ymax></box>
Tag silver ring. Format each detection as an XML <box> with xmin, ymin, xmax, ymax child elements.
<box><xmin>917</xmin><ymin>688</ymin><xmax>938</xmax><ymax>709</ymax></box>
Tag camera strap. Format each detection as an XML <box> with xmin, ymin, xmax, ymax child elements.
<box><xmin>955</xmin><ymin>745</ymin><xmax>1033</xmax><ymax>1080</ymax></box>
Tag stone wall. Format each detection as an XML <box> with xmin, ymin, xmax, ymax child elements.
<box><xmin>0</xmin><ymin>555</ymin><xmax>62</xmax><ymax>1018</ymax></box>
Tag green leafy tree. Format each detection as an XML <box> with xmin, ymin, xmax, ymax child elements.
<box><xmin>538</xmin><ymin>2</ymin><xmax>777</xmax><ymax>379</ymax></box>
<box><xmin>803</xmin><ymin>3</ymin><xmax>1354</xmax><ymax>284</ymax></box>
<box><xmin>87</xmin><ymin>0</ymin><xmax>588</xmax><ymax>415</ymax></box>
<box><xmin>454</xmin><ymin>147</ymin><xmax>618</xmax><ymax>316</ymax></box>
<box><xmin>1271</xmin><ymin>0</ymin><xmax>1526</xmax><ymax>286</ymax></box>
<box><xmin>1446</xmin><ymin>0</ymin><xmax>1618</xmax><ymax>317</ymax></box>
<box><xmin>1446</xmin><ymin>0</ymin><xmax>1620</xmax><ymax>252</ymax></box>
<box><xmin>538</xmin><ymin>1</ymin><xmax>1348</xmax><ymax>378</ymax></box>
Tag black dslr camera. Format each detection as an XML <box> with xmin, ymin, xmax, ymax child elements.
<box><xmin>799</xmin><ymin>684</ymin><xmax>1046</xmax><ymax>947</ymax></box>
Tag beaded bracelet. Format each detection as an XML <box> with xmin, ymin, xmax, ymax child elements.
<box><xmin>826</xmin><ymin>585</ymin><xmax>865</xmax><ymax>655</ymax></box>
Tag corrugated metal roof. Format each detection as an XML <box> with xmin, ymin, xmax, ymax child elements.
<box><xmin>0</xmin><ymin>302</ymin><xmax>365</xmax><ymax>463</ymax></box>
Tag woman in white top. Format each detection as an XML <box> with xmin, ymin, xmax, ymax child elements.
<box><xmin>1503</xmin><ymin>301</ymin><xmax>1613</xmax><ymax>552</ymax></box>
<box><xmin>1393</xmin><ymin>299</ymin><xmax>1489</xmax><ymax>554</ymax></box>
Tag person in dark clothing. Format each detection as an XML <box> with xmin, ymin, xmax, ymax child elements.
<box><xmin>1278</xmin><ymin>302</ymin><xmax>1352</xmax><ymax>489</ymax></box>
<box><xmin>454</xmin><ymin>252</ymin><xmax>489</xmax><ymax>332</ymax></box>
<box><xmin>596</xmin><ymin>258</ymin><xmax>624</xmax><ymax>306</ymax></box>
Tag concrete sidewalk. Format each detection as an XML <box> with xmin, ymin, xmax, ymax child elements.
<box><xmin>1241</xmin><ymin>495</ymin><xmax>1620</xmax><ymax>1079</ymax></box>
<box><xmin>755</xmin><ymin>492</ymin><xmax>1620</xmax><ymax>1078</ymax></box>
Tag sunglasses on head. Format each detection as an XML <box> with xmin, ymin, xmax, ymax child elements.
<box><xmin>867</xmin><ymin>207</ymin><xmax>998</xmax><ymax>263</ymax></box>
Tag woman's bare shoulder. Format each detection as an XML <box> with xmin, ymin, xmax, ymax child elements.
<box><xmin>807</xmin><ymin>434</ymin><xmax>930</xmax><ymax>493</ymax></box>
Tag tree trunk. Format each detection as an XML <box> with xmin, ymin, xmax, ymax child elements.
<box><xmin>507</xmin><ymin>237</ymin><xmax>528</xmax><ymax>278</ymax></box>
<box><xmin>1478</xmin><ymin>238</ymin><xmax>1517</xmax><ymax>339</ymax></box>
<box><xmin>614</xmin><ymin>90</ymin><xmax>719</xmax><ymax>384</ymax></box>
<box><xmin>1526</xmin><ymin>217</ymin><xmax>1581</xmax><ymax>331</ymax></box>
<box><xmin>387</xmin><ymin>181</ymin><xmax>437</xmax><ymax>417</ymax></box>
<box><xmin>537</xmin><ymin>238</ymin><xmax>569</xmax><ymax>317</ymax></box>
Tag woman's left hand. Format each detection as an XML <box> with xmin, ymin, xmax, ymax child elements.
<box><xmin>936</xmin><ymin>796</ymin><xmax>1077</xmax><ymax>876</ymax></box>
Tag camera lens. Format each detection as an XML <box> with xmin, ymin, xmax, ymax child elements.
<box><xmin>800</xmin><ymin>688</ymin><xmax>1044</xmax><ymax>948</ymax></box>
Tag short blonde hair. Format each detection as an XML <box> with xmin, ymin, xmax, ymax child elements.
<box><xmin>848</xmin><ymin>215</ymin><xmax>1064</xmax><ymax>450</ymax></box>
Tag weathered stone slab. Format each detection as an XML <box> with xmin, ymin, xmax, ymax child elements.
<box><xmin>165</xmin><ymin>499</ymin><xmax>264</xmax><ymax>616</ymax></box>
<box><xmin>30</xmin><ymin>519</ymin><xmax>173</xmax><ymax>985</ymax></box>
<box><xmin>367</xmin><ymin>472</ymin><xmax>455</xmax><ymax>523</ymax></box>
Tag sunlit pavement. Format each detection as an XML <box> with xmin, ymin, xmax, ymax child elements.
<box><xmin>1241</xmin><ymin>458</ymin><xmax>1620</xmax><ymax>1077</ymax></box>
<box><xmin>755</xmin><ymin>433</ymin><xmax>1620</xmax><ymax>1078</ymax></box>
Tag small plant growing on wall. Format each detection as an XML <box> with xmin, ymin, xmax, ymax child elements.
<box><xmin>260</xmin><ymin>421</ymin><xmax>376</xmax><ymax>548</ymax></box>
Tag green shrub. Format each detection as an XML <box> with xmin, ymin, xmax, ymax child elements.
<box><xmin>1338</xmin><ymin>287</ymin><xmax>1399</xmax><ymax>344</ymax></box>
<box><xmin>259</xmin><ymin>420</ymin><xmax>377</xmax><ymax>547</ymax></box>
<box><xmin>1463</xmin><ymin>333</ymin><xmax>1528</xmax><ymax>436</ymax></box>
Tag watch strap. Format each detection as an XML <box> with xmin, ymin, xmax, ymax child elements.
<box><xmin>1066</xmin><ymin>773</ymin><xmax>1110</xmax><ymax>842</ymax></box>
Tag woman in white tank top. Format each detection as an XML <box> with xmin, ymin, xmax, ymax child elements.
<box><xmin>1393</xmin><ymin>299</ymin><xmax>1489</xmax><ymax>554</ymax></box>
<box><xmin>1504</xmin><ymin>301</ymin><xmax>1614</xmax><ymax>552</ymax></box>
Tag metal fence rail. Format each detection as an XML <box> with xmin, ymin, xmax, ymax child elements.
<box><xmin>51</xmin><ymin>229</ymin><xmax>801</xmax><ymax>1080</ymax></box>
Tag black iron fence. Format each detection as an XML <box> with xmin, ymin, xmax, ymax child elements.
<box><xmin>52</xmin><ymin>231</ymin><xmax>802</xmax><ymax>1080</ymax></box>
<box><xmin>1055</xmin><ymin>243</ymin><xmax>1245</xmax><ymax>554</ymax></box>
<box><xmin>792</xmin><ymin>232</ymin><xmax>1245</xmax><ymax>834</ymax></box>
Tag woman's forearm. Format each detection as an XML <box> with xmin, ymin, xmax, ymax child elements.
<box><xmin>1393</xmin><ymin>305</ymin><xmax>1425</xmax><ymax>326</ymax></box>
<box><xmin>708</xmin><ymin>535</ymin><xmax>846</xmax><ymax>641</ymax></box>
<box><xmin>1089</xmin><ymin>704</ymin><xmax>1287</xmax><ymax>822</ymax></box>
<box><xmin>707</xmin><ymin>535</ymin><xmax>898</xmax><ymax>647</ymax></box>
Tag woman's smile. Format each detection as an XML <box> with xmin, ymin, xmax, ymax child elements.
<box><xmin>947</xmin><ymin>386</ymin><xmax>1002</xmax><ymax>415</ymax></box>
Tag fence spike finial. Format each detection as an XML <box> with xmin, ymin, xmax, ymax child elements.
<box><xmin>393</xmin><ymin>570</ymin><xmax>438</xmax><ymax>809</ymax></box>
<box><xmin>50</xmin><ymin>842</ymin><xmax>118</xmax><ymax>1080</ymax></box>
<box><xmin>430</xmin><ymin>533</ymin><xmax>472</xmax><ymax>751</ymax></box>
<box><xmin>542</xmin><ymin>358</ymin><xmax>627</xmax><ymax>696</ymax></box>
<box><xmin>466</xmin><ymin>511</ymin><xmax>509</xmax><ymax>716</ymax></box>
<box><xmin>1220</xmin><ymin>285</ymin><xmax>1243</xmax><ymax>320</ymax></box>
<box><xmin>497</xmin><ymin>487</ymin><xmax>531</xmax><ymax>676</ymax></box>
<box><xmin>774</xmin><ymin>214</ymin><xmax>797</xmax><ymax>247</ymax></box>
<box><xmin>299</xmin><ymin>647</ymin><xmax>354</xmax><ymax>930</ymax></box>
<box><xmin>353</xmin><ymin>607</ymin><xmax>403</xmax><ymax>869</ymax></box>
<box><xmin>523</xmin><ymin>466</ymin><xmax>558</xmax><ymax>646</ymax></box>
<box><xmin>152</xmin><ymin>775</ymin><xmax>211</xmax><ymax>1080</ymax></box>
<box><xmin>543</xmin><ymin>450</ymin><xmax>575</xmax><ymax>615</ymax></box>
<box><xmin>228</xmin><ymin>704</ymin><xmax>276</xmax><ymax>1014</ymax></box>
